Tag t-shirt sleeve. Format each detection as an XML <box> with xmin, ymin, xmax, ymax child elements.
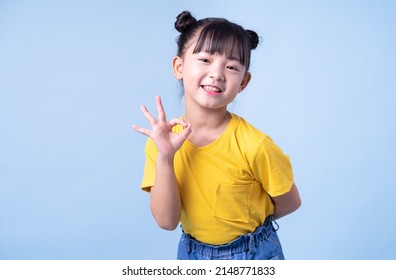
<box><xmin>251</xmin><ymin>136</ymin><xmax>294</xmax><ymax>197</ymax></box>
<box><xmin>140</xmin><ymin>138</ymin><xmax>158</xmax><ymax>192</ymax></box>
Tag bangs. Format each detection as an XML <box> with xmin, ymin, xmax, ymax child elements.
<box><xmin>193</xmin><ymin>20</ymin><xmax>250</xmax><ymax>67</ymax></box>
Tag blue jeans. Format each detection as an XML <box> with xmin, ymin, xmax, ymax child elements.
<box><xmin>177</xmin><ymin>216</ymin><xmax>285</xmax><ymax>260</ymax></box>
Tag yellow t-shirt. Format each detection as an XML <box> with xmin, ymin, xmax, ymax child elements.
<box><xmin>140</xmin><ymin>113</ymin><xmax>294</xmax><ymax>245</ymax></box>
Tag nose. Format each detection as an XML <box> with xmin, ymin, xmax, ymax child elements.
<box><xmin>208</xmin><ymin>65</ymin><xmax>225</xmax><ymax>81</ymax></box>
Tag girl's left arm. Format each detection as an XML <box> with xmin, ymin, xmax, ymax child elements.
<box><xmin>271</xmin><ymin>183</ymin><xmax>301</xmax><ymax>220</ymax></box>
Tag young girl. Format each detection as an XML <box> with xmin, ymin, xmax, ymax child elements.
<box><xmin>132</xmin><ymin>11</ymin><xmax>301</xmax><ymax>260</ymax></box>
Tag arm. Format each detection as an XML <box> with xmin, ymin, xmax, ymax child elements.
<box><xmin>271</xmin><ymin>183</ymin><xmax>301</xmax><ymax>220</ymax></box>
<box><xmin>150</xmin><ymin>155</ymin><xmax>181</xmax><ymax>230</ymax></box>
<box><xmin>132</xmin><ymin>96</ymin><xmax>192</xmax><ymax>230</ymax></box>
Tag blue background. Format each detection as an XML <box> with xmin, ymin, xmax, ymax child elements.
<box><xmin>1</xmin><ymin>0</ymin><xmax>395</xmax><ymax>259</ymax></box>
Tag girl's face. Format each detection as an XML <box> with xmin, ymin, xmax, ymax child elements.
<box><xmin>172</xmin><ymin>35</ymin><xmax>251</xmax><ymax>111</ymax></box>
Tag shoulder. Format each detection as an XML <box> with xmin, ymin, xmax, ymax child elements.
<box><xmin>231</xmin><ymin>113</ymin><xmax>270</xmax><ymax>143</ymax></box>
<box><xmin>230</xmin><ymin>113</ymin><xmax>286</xmax><ymax>157</ymax></box>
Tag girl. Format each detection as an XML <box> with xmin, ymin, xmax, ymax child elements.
<box><xmin>132</xmin><ymin>11</ymin><xmax>301</xmax><ymax>260</ymax></box>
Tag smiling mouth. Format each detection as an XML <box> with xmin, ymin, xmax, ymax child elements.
<box><xmin>201</xmin><ymin>85</ymin><xmax>222</xmax><ymax>95</ymax></box>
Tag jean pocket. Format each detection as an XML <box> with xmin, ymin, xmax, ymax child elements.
<box><xmin>213</xmin><ymin>184</ymin><xmax>253</xmax><ymax>223</ymax></box>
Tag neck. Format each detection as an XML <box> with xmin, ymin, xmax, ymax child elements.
<box><xmin>183</xmin><ymin>107</ymin><xmax>230</xmax><ymax>130</ymax></box>
<box><xmin>183</xmin><ymin>108</ymin><xmax>231</xmax><ymax>147</ymax></box>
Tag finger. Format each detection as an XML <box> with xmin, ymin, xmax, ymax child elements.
<box><xmin>168</xmin><ymin>118</ymin><xmax>188</xmax><ymax>127</ymax></box>
<box><xmin>168</xmin><ymin>119</ymin><xmax>192</xmax><ymax>138</ymax></box>
<box><xmin>140</xmin><ymin>105</ymin><xmax>158</xmax><ymax>126</ymax></box>
<box><xmin>179</xmin><ymin>123</ymin><xmax>192</xmax><ymax>139</ymax></box>
<box><xmin>131</xmin><ymin>124</ymin><xmax>151</xmax><ymax>136</ymax></box>
<box><xmin>156</xmin><ymin>96</ymin><xmax>167</xmax><ymax>122</ymax></box>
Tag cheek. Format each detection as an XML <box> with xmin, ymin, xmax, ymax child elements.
<box><xmin>184</xmin><ymin>68</ymin><xmax>202</xmax><ymax>83</ymax></box>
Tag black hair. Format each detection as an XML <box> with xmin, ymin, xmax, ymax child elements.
<box><xmin>175</xmin><ymin>11</ymin><xmax>259</xmax><ymax>71</ymax></box>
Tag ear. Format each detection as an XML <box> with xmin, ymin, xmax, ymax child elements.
<box><xmin>238</xmin><ymin>72</ymin><xmax>252</xmax><ymax>93</ymax></box>
<box><xmin>172</xmin><ymin>56</ymin><xmax>183</xmax><ymax>80</ymax></box>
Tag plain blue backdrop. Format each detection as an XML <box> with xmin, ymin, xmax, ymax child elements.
<box><xmin>1</xmin><ymin>0</ymin><xmax>395</xmax><ymax>259</ymax></box>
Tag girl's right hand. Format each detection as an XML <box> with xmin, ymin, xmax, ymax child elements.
<box><xmin>132</xmin><ymin>96</ymin><xmax>192</xmax><ymax>158</ymax></box>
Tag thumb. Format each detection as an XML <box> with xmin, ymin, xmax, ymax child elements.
<box><xmin>179</xmin><ymin>122</ymin><xmax>192</xmax><ymax>139</ymax></box>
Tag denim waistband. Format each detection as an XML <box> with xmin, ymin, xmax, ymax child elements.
<box><xmin>181</xmin><ymin>215</ymin><xmax>278</xmax><ymax>257</ymax></box>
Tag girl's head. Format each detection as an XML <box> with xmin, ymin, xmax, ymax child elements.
<box><xmin>174</xmin><ymin>11</ymin><xmax>259</xmax><ymax>72</ymax></box>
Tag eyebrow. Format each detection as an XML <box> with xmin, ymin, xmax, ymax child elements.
<box><xmin>227</xmin><ymin>56</ymin><xmax>241</xmax><ymax>62</ymax></box>
<box><xmin>197</xmin><ymin>51</ymin><xmax>241</xmax><ymax>63</ymax></box>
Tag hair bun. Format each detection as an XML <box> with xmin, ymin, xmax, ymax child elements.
<box><xmin>246</xmin><ymin>29</ymin><xmax>259</xmax><ymax>50</ymax></box>
<box><xmin>175</xmin><ymin>11</ymin><xmax>197</xmax><ymax>33</ymax></box>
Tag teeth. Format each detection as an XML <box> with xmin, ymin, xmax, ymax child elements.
<box><xmin>203</xmin><ymin>85</ymin><xmax>221</xmax><ymax>92</ymax></box>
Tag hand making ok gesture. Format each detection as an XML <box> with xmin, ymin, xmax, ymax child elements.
<box><xmin>132</xmin><ymin>96</ymin><xmax>192</xmax><ymax>158</ymax></box>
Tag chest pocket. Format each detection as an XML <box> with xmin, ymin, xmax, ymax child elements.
<box><xmin>213</xmin><ymin>184</ymin><xmax>253</xmax><ymax>223</ymax></box>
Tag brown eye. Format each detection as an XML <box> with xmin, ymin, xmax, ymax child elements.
<box><xmin>199</xmin><ymin>58</ymin><xmax>210</xmax><ymax>63</ymax></box>
<box><xmin>227</xmin><ymin>65</ymin><xmax>239</xmax><ymax>71</ymax></box>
